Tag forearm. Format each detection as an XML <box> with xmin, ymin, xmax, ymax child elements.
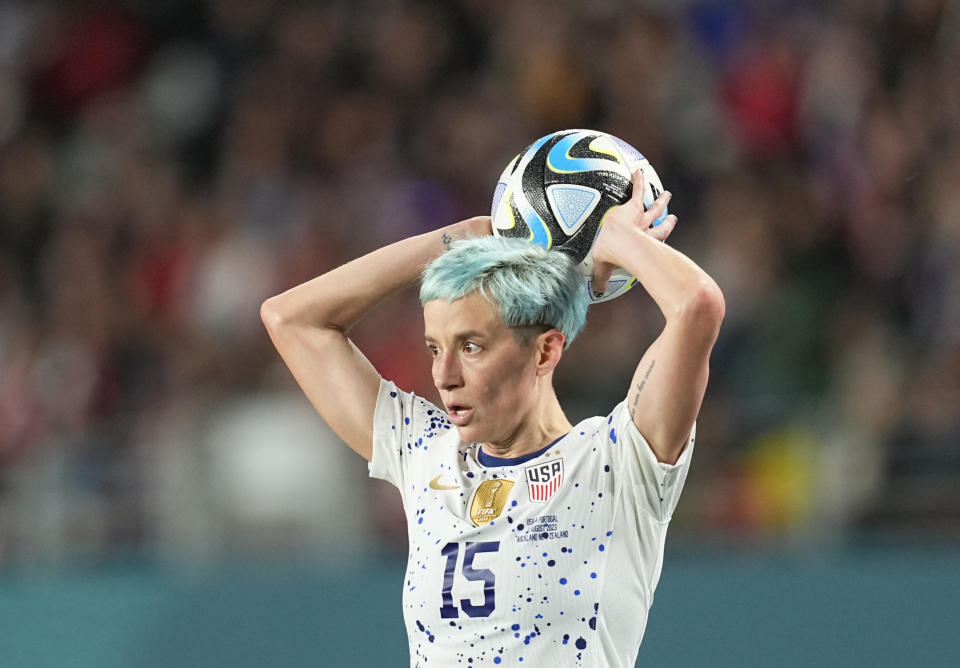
<box><xmin>263</xmin><ymin>216</ymin><xmax>491</xmax><ymax>331</ymax></box>
<box><xmin>603</xmin><ymin>223</ymin><xmax>722</xmax><ymax>325</ymax></box>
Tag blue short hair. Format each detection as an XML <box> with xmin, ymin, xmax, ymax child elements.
<box><xmin>420</xmin><ymin>236</ymin><xmax>589</xmax><ymax>347</ymax></box>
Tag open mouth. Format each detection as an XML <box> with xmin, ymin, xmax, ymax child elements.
<box><xmin>446</xmin><ymin>404</ymin><xmax>474</xmax><ymax>426</ymax></box>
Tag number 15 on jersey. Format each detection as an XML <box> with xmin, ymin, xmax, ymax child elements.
<box><xmin>439</xmin><ymin>541</ymin><xmax>500</xmax><ymax>619</ymax></box>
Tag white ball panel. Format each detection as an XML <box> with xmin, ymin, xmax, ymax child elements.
<box><xmin>545</xmin><ymin>184</ymin><xmax>600</xmax><ymax>234</ymax></box>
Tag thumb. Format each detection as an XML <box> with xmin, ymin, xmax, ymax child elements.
<box><xmin>590</xmin><ymin>260</ymin><xmax>614</xmax><ymax>300</ymax></box>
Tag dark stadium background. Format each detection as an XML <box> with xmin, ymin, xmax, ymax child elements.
<box><xmin>0</xmin><ymin>1</ymin><xmax>957</xmax><ymax>665</ymax></box>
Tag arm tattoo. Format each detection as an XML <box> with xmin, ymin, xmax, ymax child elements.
<box><xmin>629</xmin><ymin>360</ymin><xmax>656</xmax><ymax>419</ymax></box>
<box><xmin>441</xmin><ymin>232</ymin><xmax>453</xmax><ymax>249</ymax></box>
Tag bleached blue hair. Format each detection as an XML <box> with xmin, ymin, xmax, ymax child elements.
<box><xmin>420</xmin><ymin>236</ymin><xmax>589</xmax><ymax>347</ymax></box>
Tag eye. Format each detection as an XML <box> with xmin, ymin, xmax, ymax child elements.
<box><xmin>426</xmin><ymin>344</ymin><xmax>440</xmax><ymax>358</ymax></box>
<box><xmin>462</xmin><ymin>341</ymin><xmax>481</xmax><ymax>354</ymax></box>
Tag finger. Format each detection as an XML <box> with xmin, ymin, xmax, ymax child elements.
<box><xmin>591</xmin><ymin>261</ymin><xmax>614</xmax><ymax>299</ymax></box>
<box><xmin>466</xmin><ymin>215</ymin><xmax>493</xmax><ymax>236</ymax></box>
<box><xmin>629</xmin><ymin>168</ymin><xmax>646</xmax><ymax>207</ymax></box>
<box><xmin>644</xmin><ymin>189</ymin><xmax>672</xmax><ymax>229</ymax></box>
<box><xmin>646</xmin><ymin>214</ymin><xmax>676</xmax><ymax>242</ymax></box>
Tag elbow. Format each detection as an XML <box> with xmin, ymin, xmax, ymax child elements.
<box><xmin>260</xmin><ymin>297</ymin><xmax>287</xmax><ymax>332</ymax></box>
<box><xmin>681</xmin><ymin>278</ymin><xmax>725</xmax><ymax>336</ymax></box>
<box><xmin>261</xmin><ymin>296</ymin><xmax>343</xmax><ymax>337</ymax></box>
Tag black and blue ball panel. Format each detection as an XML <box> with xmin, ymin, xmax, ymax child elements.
<box><xmin>491</xmin><ymin>129</ymin><xmax>665</xmax><ymax>266</ymax></box>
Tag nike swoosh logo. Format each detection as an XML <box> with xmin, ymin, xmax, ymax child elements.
<box><xmin>429</xmin><ymin>475</ymin><xmax>461</xmax><ymax>490</ymax></box>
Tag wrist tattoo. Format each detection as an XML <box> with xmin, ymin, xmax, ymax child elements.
<box><xmin>441</xmin><ymin>232</ymin><xmax>453</xmax><ymax>249</ymax></box>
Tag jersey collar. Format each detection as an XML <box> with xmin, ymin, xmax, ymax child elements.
<box><xmin>477</xmin><ymin>433</ymin><xmax>567</xmax><ymax>468</ymax></box>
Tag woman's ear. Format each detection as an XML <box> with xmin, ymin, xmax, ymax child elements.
<box><xmin>535</xmin><ymin>329</ymin><xmax>566</xmax><ymax>376</ymax></box>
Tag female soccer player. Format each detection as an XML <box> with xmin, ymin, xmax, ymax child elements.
<box><xmin>261</xmin><ymin>169</ymin><xmax>724</xmax><ymax>666</ymax></box>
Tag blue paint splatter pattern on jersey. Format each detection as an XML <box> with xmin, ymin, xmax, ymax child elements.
<box><xmin>369</xmin><ymin>379</ymin><xmax>695</xmax><ymax>667</ymax></box>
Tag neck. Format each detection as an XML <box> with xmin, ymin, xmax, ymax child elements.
<box><xmin>480</xmin><ymin>387</ymin><xmax>571</xmax><ymax>460</ymax></box>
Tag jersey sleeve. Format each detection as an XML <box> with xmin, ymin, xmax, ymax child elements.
<box><xmin>369</xmin><ymin>378</ymin><xmax>447</xmax><ymax>490</ymax></box>
<box><xmin>609</xmin><ymin>400</ymin><xmax>695</xmax><ymax>523</ymax></box>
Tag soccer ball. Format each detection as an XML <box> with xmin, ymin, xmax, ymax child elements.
<box><xmin>490</xmin><ymin>129</ymin><xmax>667</xmax><ymax>303</ymax></box>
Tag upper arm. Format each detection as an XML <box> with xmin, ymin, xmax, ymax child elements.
<box><xmin>626</xmin><ymin>283</ymin><xmax>724</xmax><ymax>464</ymax></box>
<box><xmin>261</xmin><ymin>299</ymin><xmax>380</xmax><ymax>462</ymax></box>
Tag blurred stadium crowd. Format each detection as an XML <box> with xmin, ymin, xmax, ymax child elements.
<box><xmin>1</xmin><ymin>0</ymin><xmax>958</xmax><ymax>568</ymax></box>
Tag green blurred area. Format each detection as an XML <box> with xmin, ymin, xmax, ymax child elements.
<box><xmin>2</xmin><ymin>548</ymin><xmax>958</xmax><ymax>668</ymax></box>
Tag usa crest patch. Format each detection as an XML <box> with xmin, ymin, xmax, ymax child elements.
<box><xmin>524</xmin><ymin>459</ymin><xmax>564</xmax><ymax>503</ymax></box>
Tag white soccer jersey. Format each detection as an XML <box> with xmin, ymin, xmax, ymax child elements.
<box><xmin>370</xmin><ymin>378</ymin><xmax>694</xmax><ymax>668</ymax></box>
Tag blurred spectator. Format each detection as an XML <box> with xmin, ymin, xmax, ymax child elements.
<box><xmin>1</xmin><ymin>0</ymin><xmax>958</xmax><ymax>570</ymax></box>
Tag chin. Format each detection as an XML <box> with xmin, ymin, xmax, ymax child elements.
<box><xmin>454</xmin><ymin>422</ymin><xmax>484</xmax><ymax>443</ymax></box>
